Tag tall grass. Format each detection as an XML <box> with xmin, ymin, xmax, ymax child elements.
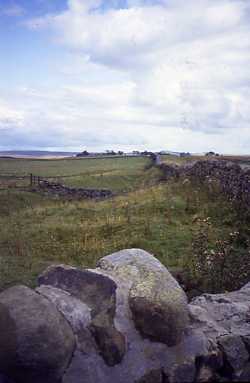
<box><xmin>0</xmin><ymin>178</ymin><xmax>238</xmax><ymax>291</ymax></box>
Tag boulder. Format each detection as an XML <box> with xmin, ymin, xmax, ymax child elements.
<box><xmin>190</xmin><ymin>286</ymin><xmax>250</xmax><ymax>380</ymax></box>
<box><xmin>239</xmin><ymin>363</ymin><xmax>250</xmax><ymax>382</ymax></box>
<box><xmin>167</xmin><ymin>360</ymin><xmax>196</xmax><ymax>383</ymax></box>
<box><xmin>38</xmin><ymin>265</ymin><xmax>116</xmax><ymax>320</ymax></box>
<box><xmin>190</xmin><ymin>286</ymin><xmax>250</xmax><ymax>339</ymax></box>
<box><xmin>0</xmin><ymin>285</ymin><xmax>75</xmax><ymax>383</ymax></box>
<box><xmin>218</xmin><ymin>335</ymin><xmax>249</xmax><ymax>376</ymax></box>
<box><xmin>38</xmin><ymin>265</ymin><xmax>126</xmax><ymax>366</ymax></box>
<box><xmin>135</xmin><ymin>369</ymin><xmax>164</xmax><ymax>383</ymax></box>
<box><xmin>98</xmin><ymin>248</ymin><xmax>189</xmax><ymax>346</ymax></box>
<box><xmin>62</xmin><ymin>350</ymin><xmax>110</xmax><ymax>383</ymax></box>
<box><xmin>36</xmin><ymin>285</ymin><xmax>91</xmax><ymax>332</ymax></box>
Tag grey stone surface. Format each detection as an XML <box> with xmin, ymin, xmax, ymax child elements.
<box><xmin>38</xmin><ymin>265</ymin><xmax>117</xmax><ymax>321</ymax></box>
<box><xmin>0</xmin><ymin>285</ymin><xmax>75</xmax><ymax>383</ymax></box>
<box><xmin>62</xmin><ymin>350</ymin><xmax>110</xmax><ymax>383</ymax></box>
<box><xmin>189</xmin><ymin>286</ymin><xmax>250</xmax><ymax>339</ymax></box>
<box><xmin>189</xmin><ymin>286</ymin><xmax>250</xmax><ymax>380</ymax></box>
<box><xmin>218</xmin><ymin>335</ymin><xmax>249</xmax><ymax>374</ymax></box>
<box><xmin>38</xmin><ymin>265</ymin><xmax>126</xmax><ymax>366</ymax></box>
<box><xmin>239</xmin><ymin>363</ymin><xmax>250</xmax><ymax>382</ymax></box>
<box><xmin>167</xmin><ymin>360</ymin><xmax>196</xmax><ymax>383</ymax></box>
<box><xmin>135</xmin><ymin>369</ymin><xmax>163</xmax><ymax>383</ymax></box>
<box><xmin>196</xmin><ymin>365</ymin><xmax>214</xmax><ymax>382</ymax></box>
<box><xmin>36</xmin><ymin>285</ymin><xmax>91</xmax><ymax>332</ymax></box>
<box><xmin>98</xmin><ymin>248</ymin><xmax>189</xmax><ymax>346</ymax></box>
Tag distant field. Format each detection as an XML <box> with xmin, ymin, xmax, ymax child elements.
<box><xmin>160</xmin><ymin>155</ymin><xmax>204</xmax><ymax>165</ymax></box>
<box><xmin>220</xmin><ymin>155</ymin><xmax>250</xmax><ymax>169</ymax></box>
<box><xmin>0</xmin><ymin>156</ymin><xmax>153</xmax><ymax>192</ymax></box>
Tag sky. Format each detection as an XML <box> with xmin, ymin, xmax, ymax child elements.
<box><xmin>0</xmin><ymin>0</ymin><xmax>250</xmax><ymax>154</ymax></box>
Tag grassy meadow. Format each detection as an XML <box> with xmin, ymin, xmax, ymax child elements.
<box><xmin>0</xmin><ymin>155</ymin><xmax>247</xmax><ymax>292</ymax></box>
<box><xmin>0</xmin><ymin>156</ymin><xmax>152</xmax><ymax>192</ymax></box>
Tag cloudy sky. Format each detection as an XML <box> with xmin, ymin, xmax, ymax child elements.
<box><xmin>0</xmin><ymin>0</ymin><xmax>250</xmax><ymax>153</ymax></box>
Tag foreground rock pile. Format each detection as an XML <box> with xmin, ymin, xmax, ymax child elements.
<box><xmin>0</xmin><ymin>249</ymin><xmax>250</xmax><ymax>383</ymax></box>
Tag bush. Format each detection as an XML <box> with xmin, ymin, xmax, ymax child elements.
<box><xmin>188</xmin><ymin>218</ymin><xmax>250</xmax><ymax>293</ymax></box>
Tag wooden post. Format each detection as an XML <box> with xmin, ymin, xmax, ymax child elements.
<box><xmin>30</xmin><ymin>173</ymin><xmax>33</xmax><ymax>186</ymax></box>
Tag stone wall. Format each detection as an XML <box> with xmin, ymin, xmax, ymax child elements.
<box><xmin>0</xmin><ymin>249</ymin><xmax>250</xmax><ymax>383</ymax></box>
<box><xmin>159</xmin><ymin>160</ymin><xmax>250</xmax><ymax>211</ymax></box>
<box><xmin>32</xmin><ymin>180</ymin><xmax>114</xmax><ymax>199</ymax></box>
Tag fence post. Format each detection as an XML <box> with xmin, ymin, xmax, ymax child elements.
<box><xmin>30</xmin><ymin>173</ymin><xmax>33</xmax><ymax>186</ymax></box>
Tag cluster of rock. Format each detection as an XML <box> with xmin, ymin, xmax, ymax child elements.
<box><xmin>0</xmin><ymin>249</ymin><xmax>250</xmax><ymax>383</ymax></box>
<box><xmin>159</xmin><ymin>160</ymin><xmax>250</xmax><ymax>211</ymax></box>
<box><xmin>32</xmin><ymin>180</ymin><xmax>114</xmax><ymax>200</ymax></box>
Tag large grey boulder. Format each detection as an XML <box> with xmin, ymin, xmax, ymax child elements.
<box><xmin>38</xmin><ymin>265</ymin><xmax>126</xmax><ymax>366</ymax></box>
<box><xmin>62</xmin><ymin>249</ymin><xmax>206</xmax><ymax>383</ymax></box>
<box><xmin>98</xmin><ymin>248</ymin><xmax>189</xmax><ymax>346</ymax></box>
<box><xmin>0</xmin><ymin>285</ymin><xmax>75</xmax><ymax>383</ymax></box>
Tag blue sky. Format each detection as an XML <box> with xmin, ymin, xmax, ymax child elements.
<box><xmin>0</xmin><ymin>0</ymin><xmax>250</xmax><ymax>153</ymax></box>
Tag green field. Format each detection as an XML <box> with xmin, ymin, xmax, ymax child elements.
<box><xmin>0</xmin><ymin>156</ymin><xmax>155</xmax><ymax>192</ymax></box>
<box><xmin>0</xmin><ymin>156</ymin><xmax>248</xmax><ymax>293</ymax></box>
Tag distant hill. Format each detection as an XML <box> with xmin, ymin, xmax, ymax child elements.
<box><xmin>0</xmin><ymin>150</ymin><xmax>77</xmax><ymax>158</ymax></box>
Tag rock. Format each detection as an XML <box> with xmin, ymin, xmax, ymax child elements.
<box><xmin>62</xmin><ymin>350</ymin><xmax>110</xmax><ymax>383</ymax></box>
<box><xmin>136</xmin><ymin>369</ymin><xmax>163</xmax><ymax>383</ymax></box>
<box><xmin>38</xmin><ymin>265</ymin><xmax>126</xmax><ymax>366</ymax></box>
<box><xmin>167</xmin><ymin>360</ymin><xmax>196</xmax><ymax>383</ymax></box>
<box><xmin>1</xmin><ymin>251</ymin><xmax>250</xmax><ymax>383</ymax></box>
<box><xmin>218</xmin><ymin>335</ymin><xmax>249</xmax><ymax>376</ymax></box>
<box><xmin>0</xmin><ymin>285</ymin><xmax>75</xmax><ymax>383</ymax></box>
<box><xmin>89</xmin><ymin>324</ymin><xmax>126</xmax><ymax>366</ymax></box>
<box><xmin>38</xmin><ymin>265</ymin><xmax>116</xmax><ymax>320</ymax></box>
<box><xmin>196</xmin><ymin>366</ymin><xmax>214</xmax><ymax>382</ymax></box>
<box><xmin>239</xmin><ymin>363</ymin><xmax>250</xmax><ymax>382</ymax></box>
<box><xmin>98</xmin><ymin>249</ymin><xmax>189</xmax><ymax>346</ymax></box>
<box><xmin>36</xmin><ymin>285</ymin><xmax>91</xmax><ymax>332</ymax></box>
<box><xmin>190</xmin><ymin>286</ymin><xmax>250</xmax><ymax>339</ymax></box>
<box><xmin>242</xmin><ymin>335</ymin><xmax>250</xmax><ymax>353</ymax></box>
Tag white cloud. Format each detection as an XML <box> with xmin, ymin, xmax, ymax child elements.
<box><xmin>0</xmin><ymin>100</ymin><xmax>24</xmax><ymax>129</ymax></box>
<box><xmin>4</xmin><ymin>0</ymin><xmax>250</xmax><ymax>153</ymax></box>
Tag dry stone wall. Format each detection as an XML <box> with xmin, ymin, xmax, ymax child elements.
<box><xmin>0</xmin><ymin>249</ymin><xmax>250</xmax><ymax>383</ymax></box>
<box><xmin>32</xmin><ymin>180</ymin><xmax>114</xmax><ymax>199</ymax></box>
<box><xmin>159</xmin><ymin>160</ymin><xmax>250</xmax><ymax>211</ymax></box>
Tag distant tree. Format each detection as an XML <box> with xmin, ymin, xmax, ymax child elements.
<box><xmin>76</xmin><ymin>150</ymin><xmax>89</xmax><ymax>157</ymax></box>
<box><xmin>180</xmin><ymin>152</ymin><xmax>191</xmax><ymax>157</ymax></box>
<box><xmin>205</xmin><ymin>151</ymin><xmax>216</xmax><ymax>157</ymax></box>
<box><xmin>118</xmin><ymin>151</ymin><xmax>124</xmax><ymax>155</ymax></box>
<box><xmin>141</xmin><ymin>150</ymin><xmax>153</xmax><ymax>156</ymax></box>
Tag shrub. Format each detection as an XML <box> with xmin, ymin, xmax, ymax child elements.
<box><xmin>188</xmin><ymin>218</ymin><xmax>250</xmax><ymax>293</ymax></box>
